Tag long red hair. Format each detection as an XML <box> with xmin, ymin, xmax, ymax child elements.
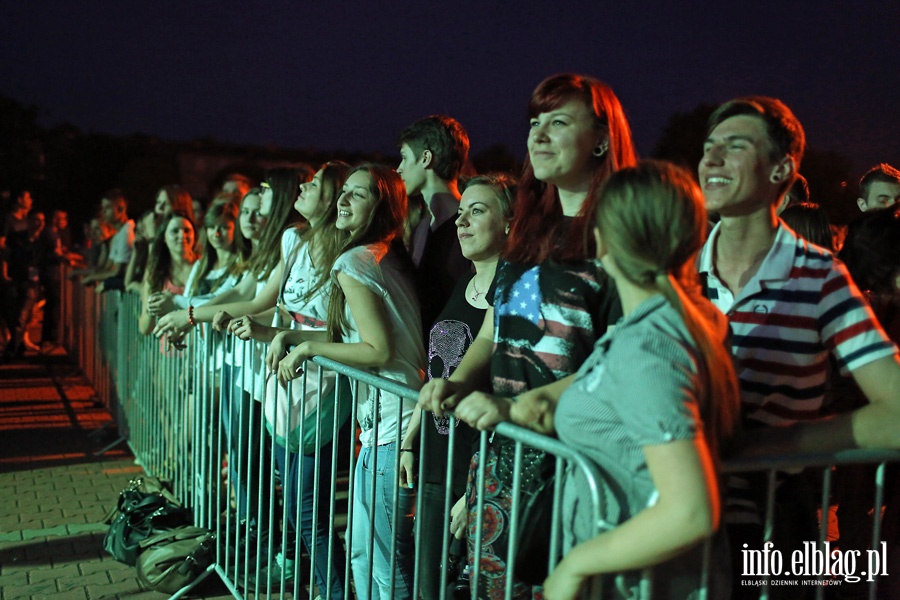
<box><xmin>505</xmin><ymin>74</ymin><xmax>637</xmax><ymax>264</ymax></box>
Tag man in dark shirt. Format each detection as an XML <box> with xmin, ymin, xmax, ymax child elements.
<box><xmin>396</xmin><ymin>115</ymin><xmax>472</xmax><ymax>331</ymax></box>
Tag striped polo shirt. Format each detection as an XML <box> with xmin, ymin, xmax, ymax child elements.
<box><xmin>699</xmin><ymin>220</ymin><xmax>897</xmax><ymax>429</ymax></box>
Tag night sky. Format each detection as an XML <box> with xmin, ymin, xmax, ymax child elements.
<box><xmin>3</xmin><ymin>1</ymin><xmax>898</xmax><ymax>174</ymax></box>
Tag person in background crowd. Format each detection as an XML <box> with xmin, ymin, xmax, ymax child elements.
<box><xmin>400</xmin><ymin>173</ymin><xmax>516</xmax><ymax>599</ymax></box>
<box><xmin>397</xmin><ymin>115</ymin><xmax>472</xmax><ymax>332</ymax></box>
<box><xmin>697</xmin><ymin>96</ymin><xmax>900</xmax><ymax>599</ymax></box>
<box><xmin>779</xmin><ymin>201</ymin><xmax>835</xmax><ymax>251</ymax></box>
<box><xmin>776</xmin><ymin>172</ymin><xmax>809</xmax><ymax>215</ymax></box>
<box><xmin>125</xmin><ymin>186</ymin><xmax>196</xmax><ymax>295</ymax></box>
<box><xmin>3</xmin><ymin>212</ymin><xmax>44</xmax><ymax>359</ymax></box>
<box><xmin>220</xmin><ymin>172</ymin><xmax>253</xmax><ymax>198</ymax></box>
<box><xmin>831</xmin><ymin>206</ymin><xmax>900</xmax><ymax>596</ymax></box>
<box><xmin>857</xmin><ymin>163</ymin><xmax>900</xmax><ymax>213</ymax></box>
<box><xmin>0</xmin><ymin>189</ymin><xmax>32</xmax><ymax>248</ymax></box>
<box><xmin>277</xmin><ymin>164</ymin><xmax>425</xmax><ymax>600</ymax></box>
<box><xmin>82</xmin><ymin>190</ymin><xmax>134</xmax><ymax>289</ymax></box>
<box><xmin>0</xmin><ymin>189</ymin><xmax>33</xmax><ymax>351</ymax></box>
<box><xmin>420</xmin><ymin>73</ymin><xmax>637</xmax><ymax>599</ymax></box>
<box><xmin>37</xmin><ymin>210</ymin><xmax>79</xmax><ymax>350</ymax></box>
<box><xmin>146</xmin><ymin>184</ymin><xmax>196</xmax><ymax>241</ymax></box>
<box><xmin>138</xmin><ymin>211</ymin><xmax>197</xmax><ymax>336</ymax></box>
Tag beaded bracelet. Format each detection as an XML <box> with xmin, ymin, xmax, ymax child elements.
<box><xmin>188</xmin><ymin>305</ymin><xmax>196</xmax><ymax>328</ymax></box>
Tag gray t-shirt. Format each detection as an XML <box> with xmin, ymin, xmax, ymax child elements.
<box><xmin>555</xmin><ymin>293</ymin><xmax>730</xmax><ymax>599</ymax></box>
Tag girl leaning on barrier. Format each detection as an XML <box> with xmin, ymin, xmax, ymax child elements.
<box><xmin>398</xmin><ymin>173</ymin><xmax>516</xmax><ymax>599</ymax></box>
<box><xmin>419</xmin><ymin>72</ymin><xmax>636</xmax><ymax>599</ymax></box>
<box><xmin>276</xmin><ymin>163</ymin><xmax>426</xmax><ymax>600</ymax></box>
<box><xmin>455</xmin><ymin>161</ymin><xmax>741</xmax><ymax>600</ymax></box>
<box><xmin>138</xmin><ymin>210</ymin><xmax>198</xmax><ymax>336</ymax></box>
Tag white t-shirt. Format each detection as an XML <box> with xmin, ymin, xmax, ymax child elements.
<box><xmin>280</xmin><ymin>228</ymin><xmax>329</xmax><ymax>328</ymax></box>
<box><xmin>108</xmin><ymin>220</ymin><xmax>135</xmax><ymax>265</ymax></box>
<box><xmin>332</xmin><ymin>243</ymin><xmax>425</xmax><ymax>446</ymax></box>
<box><xmin>177</xmin><ymin>263</ymin><xmax>240</xmax><ymax>308</ymax></box>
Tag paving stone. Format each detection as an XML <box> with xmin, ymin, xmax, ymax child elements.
<box><xmin>57</xmin><ymin>572</ymin><xmax>110</xmax><ymax>592</ymax></box>
<box><xmin>2</xmin><ymin>579</ymin><xmax>59</xmax><ymax>599</ymax></box>
<box><xmin>77</xmin><ymin>561</ymin><xmax>120</xmax><ymax>577</ymax></box>
<box><xmin>84</xmin><ymin>579</ymin><xmax>146</xmax><ymax>598</ymax></box>
<box><xmin>28</xmin><ymin>562</ymin><xmax>81</xmax><ymax>583</ymax></box>
<box><xmin>0</xmin><ymin>571</ymin><xmax>28</xmax><ymax>587</ymax></box>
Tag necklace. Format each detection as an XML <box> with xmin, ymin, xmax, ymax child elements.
<box><xmin>470</xmin><ymin>278</ymin><xmax>487</xmax><ymax>302</ymax></box>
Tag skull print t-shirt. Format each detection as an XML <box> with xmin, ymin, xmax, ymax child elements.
<box><xmin>422</xmin><ymin>272</ymin><xmax>484</xmax><ymax>492</ymax></box>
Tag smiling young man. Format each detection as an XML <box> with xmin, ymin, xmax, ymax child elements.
<box><xmin>698</xmin><ymin>96</ymin><xmax>900</xmax><ymax>596</ymax></box>
<box><xmin>857</xmin><ymin>162</ymin><xmax>900</xmax><ymax>212</ymax></box>
<box><xmin>396</xmin><ymin>115</ymin><xmax>471</xmax><ymax>330</ymax></box>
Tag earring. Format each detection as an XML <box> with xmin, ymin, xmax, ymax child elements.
<box><xmin>593</xmin><ymin>141</ymin><xmax>609</xmax><ymax>157</ymax></box>
<box><xmin>504</xmin><ymin>225</ymin><xmax>510</xmax><ymax>235</ymax></box>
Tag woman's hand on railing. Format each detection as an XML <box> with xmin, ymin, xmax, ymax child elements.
<box><xmin>230</xmin><ymin>316</ymin><xmax>269</xmax><ymax>342</ymax></box>
<box><xmin>418</xmin><ymin>378</ymin><xmax>462</xmax><ymax>417</ymax></box>
<box><xmin>212</xmin><ymin>311</ymin><xmax>233</xmax><ymax>332</ymax></box>
<box><xmin>398</xmin><ymin>450</ymin><xmax>416</xmax><ymax>489</ymax></box>
<box><xmin>147</xmin><ymin>291</ymin><xmax>175</xmax><ymax>317</ymax></box>
<box><xmin>153</xmin><ymin>310</ymin><xmax>189</xmax><ymax>338</ymax></box>
<box><xmin>277</xmin><ymin>342</ymin><xmax>315</xmax><ymax>387</ymax></box>
<box><xmin>450</xmin><ymin>495</ymin><xmax>467</xmax><ymax>540</ymax></box>
<box><xmin>265</xmin><ymin>332</ymin><xmax>289</xmax><ymax>372</ymax></box>
<box><xmin>455</xmin><ymin>392</ymin><xmax>512</xmax><ymax>431</ymax></box>
<box><xmin>543</xmin><ymin>559</ymin><xmax>586</xmax><ymax>600</ymax></box>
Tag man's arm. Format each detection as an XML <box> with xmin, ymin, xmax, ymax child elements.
<box><xmin>743</xmin><ymin>355</ymin><xmax>900</xmax><ymax>455</ymax></box>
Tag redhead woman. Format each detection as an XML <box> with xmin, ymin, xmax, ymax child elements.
<box><xmin>419</xmin><ymin>73</ymin><xmax>637</xmax><ymax>599</ymax></box>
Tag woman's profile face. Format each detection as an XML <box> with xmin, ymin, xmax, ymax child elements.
<box><xmin>239</xmin><ymin>193</ymin><xmax>264</xmax><ymax>241</ymax></box>
<box><xmin>295</xmin><ymin>169</ymin><xmax>328</xmax><ymax>225</ymax></box>
<box><xmin>207</xmin><ymin>219</ymin><xmax>235</xmax><ymax>252</ymax></box>
<box><xmin>527</xmin><ymin>98</ymin><xmax>601</xmax><ymax>192</ymax></box>
<box><xmin>155</xmin><ymin>191</ymin><xmax>170</xmax><ymax>216</ymax></box>
<box><xmin>456</xmin><ymin>185</ymin><xmax>508</xmax><ymax>262</ymax></box>
<box><xmin>336</xmin><ymin>171</ymin><xmax>377</xmax><ymax>235</ymax></box>
<box><xmin>164</xmin><ymin>217</ymin><xmax>195</xmax><ymax>258</ymax></box>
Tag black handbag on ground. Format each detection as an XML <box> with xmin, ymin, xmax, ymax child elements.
<box><xmin>135</xmin><ymin>526</ymin><xmax>215</xmax><ymax>593</ymax></box>
<box><xmin>103</xmin><ymin>477</ymin><xmax>191</xmax><ymax>566</ymax></box>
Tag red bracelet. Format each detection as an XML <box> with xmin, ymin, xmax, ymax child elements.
<box><xmin>188</xmin><ymin>305</ymin><xmax>196</xmax><ymax>327</ymax></box>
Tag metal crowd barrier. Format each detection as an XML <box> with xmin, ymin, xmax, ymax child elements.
<box><xmin>67</xmin><ymin>282</ymin><xmax>900</xmax><ymax>600</ymax></box>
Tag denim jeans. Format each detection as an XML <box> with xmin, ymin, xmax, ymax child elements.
<box><xmin>273</xmin><ymin>440</ymin><xmax>347</xmax><ymax>599</ymax></box>
<box><xmin>221</xmin><ymin>364</ymin><xmax>269</xmax><ymax>526</ymax></box>
<box><xmin>350</xmin><ymin>443</ymin><xmax>416</xmax><ymax>600</ymax></box>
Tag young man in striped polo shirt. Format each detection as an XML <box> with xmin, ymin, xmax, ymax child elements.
<box><xmin>697</xmin><ymin>96</ymin><xmax>900</xmax><ymax>596</ymax></box>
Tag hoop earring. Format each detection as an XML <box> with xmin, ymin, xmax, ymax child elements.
<box><xmin>593</xmin><ymin>142</ymin><xmax>608</xmax><ymax>158</ymax></box>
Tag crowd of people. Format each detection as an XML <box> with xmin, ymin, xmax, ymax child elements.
<box><xmin>4</xmin><ymin>72</ymin><xmax>900</xmax><ymax>599</ymax></box>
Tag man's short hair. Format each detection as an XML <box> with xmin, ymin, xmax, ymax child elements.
<box><xmin>708</xmin><ymin>97</ymin><xmax>806</xmax><ymax>194</ymax></box>
<box><xmin>397</xmin><ymin>115</ymin><xmax>470</xmax><ymax>182</ymax></box>
<box><xmin>102</xmin><ymin>188</ymin><xmax>128</xmax><ymax>212</ymax></box>
<box><xmin>859</xmin><ymin>163</ymin><xmax>900</xmax><ymax>201</ymax></box>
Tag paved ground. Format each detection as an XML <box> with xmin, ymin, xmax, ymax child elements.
<box><xmin>0</xmin><ymin>350</ymin><xmax>235</xmax><ymax>600</ymax></box>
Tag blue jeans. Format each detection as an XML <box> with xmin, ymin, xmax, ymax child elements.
<box><xmin>274</xmin><ymin>440</ymin><xmax>347</xmax><ymax>600</ymax></box>
<box><xmin>221</xmin><ymin>364</ymin><xmax>269</xmax><ymax>525</ymax></box>
<box><xmin>350</xmin><ymin>443</ymin><xmax>416</xmax><ymax>600</ymax></box>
